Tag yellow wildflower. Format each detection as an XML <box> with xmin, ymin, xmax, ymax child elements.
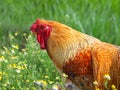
<box><xmin>2</xmin><ymin>72</ymin><xmax>6</xmax><ymax>75</ymax></box>
<box><xmin>12</xmin><ymin>44</ymin><xmax>19</xmax><ymax>49</ymax></box>
<box><xmin>96</xmin><ymin>88</ymin><xmax>100</xmax><ymax>90</ymax></box>
<box><xmin>55</xmin><ymin>76</ymin><xmax>60</xmax><ymax>80</ymax></box>
<box><xmin>8</xmin><ymin>64</ymin><xmax>17</xmax><ymax>68</ymax></box>
<box><xmin>0</xmin><ymin>56</ymin><xmax>4</xmax><ymax>62</ymax></box>
<box><xmin>0</xmin><ymin>71</ymin><xmax>2</xmax><ymax>75</ymax></box>
<box><xmin>12</xmin><ymin>64</ymin><xmax>17</xmax><ymax>68</ymax></box>
<box><xmin>11</xmin><ymin>56</ymin><xmax>17</xmax><ymax>59</ymax></box>
<box><xmin>11</xmin><ymin>86</ymin><xmax>15</xmax><ymax>90</ymax></box>
<box><xmin>111</xmin><ymin>84</ymin><xmax>117</xmax><ymax>90</ymax></box>
<box><xmin>0</xmin><ymin>76</ymin><xmax>2</xmax><ymax>81</ymax></box>
<box><xmin>48</xmin><ymin>80</ymin><xmax>54</xmax><ymax>84</ymax></box>
<box><xmin>20</xmin><ymin>75</ymin><xmax>22</xmax><ymax>77</ymax></box>
<box><xmin>17</xmin><ymin>66</ymin><xmax>23</xmax><ymax>69</ymax></box>
<box><xmin>0</xmin><ymin>56</ymin><xmax>8</xmax><ymax>63</ymax></box>
<box><xmin>34</xmin><ymin>80</ymin><xmax>47</xmax><ymax>88</ymax></box>
<box><xmin>22</xmin><ymin>65</ymin><xmax>27</xmax><ymax>69</ymax></box>
<box><xmin>0</xmin><ymin>71</ymin><xmax>2</xmax><ymax>81</ymax></box>
<box><xmin>26</xmin><ymin>80</ymin><xmax>29</xmax><ymax>83</ymax></box>
<box><xmin>45</xmin><ymin>75</ymin><xmax>49</xmax><ymax>79</ymax></box>
<box><xmin>42</xmin><ymin>80</ymin><xmax>47</xmax><ymax>86</ymax></box>
<box><xmin>111</xmin><ymin>85</ymin><xmax>116</xmax><ymax>89</ymax></box>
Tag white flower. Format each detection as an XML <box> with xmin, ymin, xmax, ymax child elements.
<box><xmin>52</xmin><ymin>85</ymin><xmax>59</xmax><ymax>90</ymax></box>
<box><xmin>11</xmin><ymin>49</ymin><xmax>15</xmax><ymax>54</ymax></box>
<box><xmin>15</xmin><ymin>33</ymin><xmax>18</xmax><ymax>36</ymax></box>
<box><xmin>62</xmin><ymin>73</ymin><xmax>68</xmax><ymax>78</ymax></box>
<box><xmin>103</xmin><ymin>74</ymin><xmax>111</xmax><ymax>80</ymax></box>
<box><xmin>93</xmin><ymin>80</ymin><xmax>98</xmax><ymax>85</ymax></box>
<box><xmin>34</xmin><ymin>80</ymin><xmax>47</xmax><ymax>87</ymax></box>
<box><xmin>16</xmin><ymin>69</ymin><xmax>20</xmax><ymax>73</ymax></box>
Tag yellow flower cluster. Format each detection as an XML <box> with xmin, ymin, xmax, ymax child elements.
<box><xmin>0</xmin><ymin>71</ymin><xmax>7</xmax><ymax>81</ymax></box>
<box><xmin>0</xmin><ymin>71</ymin><xmax>2</xmax><ymax>81</ymax></box>
<box><xmin>8</xmin><ymin>62</ymin><xmax>27</xmax><ymax>73</ymax></box>
<box><xmin>34</xmin><ymin>80</ymin><xmax>47</xmax><ymax>90</ymax></box>
<box><xmin>0</xmin><ymin>33</ymin><xmax>62</xmax><ymax>89</ymax></box>
<box><xmin>93</xmin><ymin>74</ymin><xmax>118</xmax><ymax>90</ymax></box>
<box><xmin>0</xmin><ymin>56</ymin><xmax>8</xmax><ymax>63</ymax></box>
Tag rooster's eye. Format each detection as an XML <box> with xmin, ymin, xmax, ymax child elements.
<box><xmin>39</xmin><ymin>25</ymin><xmax>50</xmax><ymax>31</ymax></box>
<box><xmin>45</xmin><ymin>26</ymin><xmax>49</xmax><ymax>30</ymax></box>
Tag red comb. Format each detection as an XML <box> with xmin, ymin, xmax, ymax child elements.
<box><xmin>30</xmin><ymin>19</ymin><xmax>41</xmax><ymax>32</ymax></box>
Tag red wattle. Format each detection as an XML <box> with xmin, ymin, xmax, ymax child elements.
<box><xmin>37</xmin><ymin>34</ymin><xmax>46</xmax><ymax>49</ymax></box>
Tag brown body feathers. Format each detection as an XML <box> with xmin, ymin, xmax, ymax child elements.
<box><xmin>31</xmin><ymin>19</ymin><xmax>120</xmax><ymax>90</ymax></box>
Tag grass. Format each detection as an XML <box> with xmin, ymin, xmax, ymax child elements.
<box><xmin>1</xmin><ymin>0</ymin><xmax>120</xmax><ymax>48</ymax></box>
<box><xmin>0</xmin><ymin>33</ymin><xmax>61</xmax><ymax>89</ymax></box>
<box><xmin>0</xmin><ymin>0</ymin><xmax>120</xmax><ymax>89</ymax></box>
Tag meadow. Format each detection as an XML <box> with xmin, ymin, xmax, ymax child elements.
<box><xmin>0</xmin><ymin>0</ymin><xmax>120</xmax><ymax>89</ymax></box>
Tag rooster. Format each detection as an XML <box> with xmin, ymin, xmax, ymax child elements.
<box><xmin>30</xmin><ymin>19</ymin><xmax>120</xmax><ymax>90</ymax></box>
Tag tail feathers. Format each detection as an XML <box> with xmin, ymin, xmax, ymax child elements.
<box><xmin>112</xmin><ymin>47</ymin><xmax>120</xmax><ymax>89</ymax></box>
<box><xmin>117</xmin><ymin>48</ymin><xmax>120</xmax><ymax>89</ymax></box>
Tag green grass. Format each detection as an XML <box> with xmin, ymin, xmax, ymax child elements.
<box><xmin>0</xmin><ymin>33</ymin><xmax>61</xmax><ymax>89</ymax></box>
<box><xmin>0</xmin><ymin>0</ymin><xmax>120</xmax><ymax>48</ymax></box>
<box><xmin>0</xmin><ymin>0</ymin><xmax>120</xmax><ymax>89</ymax></box>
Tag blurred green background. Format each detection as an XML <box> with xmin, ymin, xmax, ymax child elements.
<box><xmin>0</xmin><ymin>0</ymin><xmax>120</xmax><ymax>49</ymax></box>
<box><xmin>0</xmin><ymin>0</ymin><xmax>120</xmax><ymax>89</ymax></box>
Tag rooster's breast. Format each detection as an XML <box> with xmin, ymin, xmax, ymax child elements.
<box><xmin>63</xmin><ymin>48</ymin><xmax>95</xmax><ymax>90</ymax></box>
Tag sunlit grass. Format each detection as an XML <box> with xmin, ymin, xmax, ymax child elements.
<box><xmin>0</xmin><ymin>33</ymin><xmax>62</xmax><ymax>89</ymax></box>
<box><xmin>0</xmin><ymin>0</ymin><xmax>120</xmax><ymax>48</ymax></box>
